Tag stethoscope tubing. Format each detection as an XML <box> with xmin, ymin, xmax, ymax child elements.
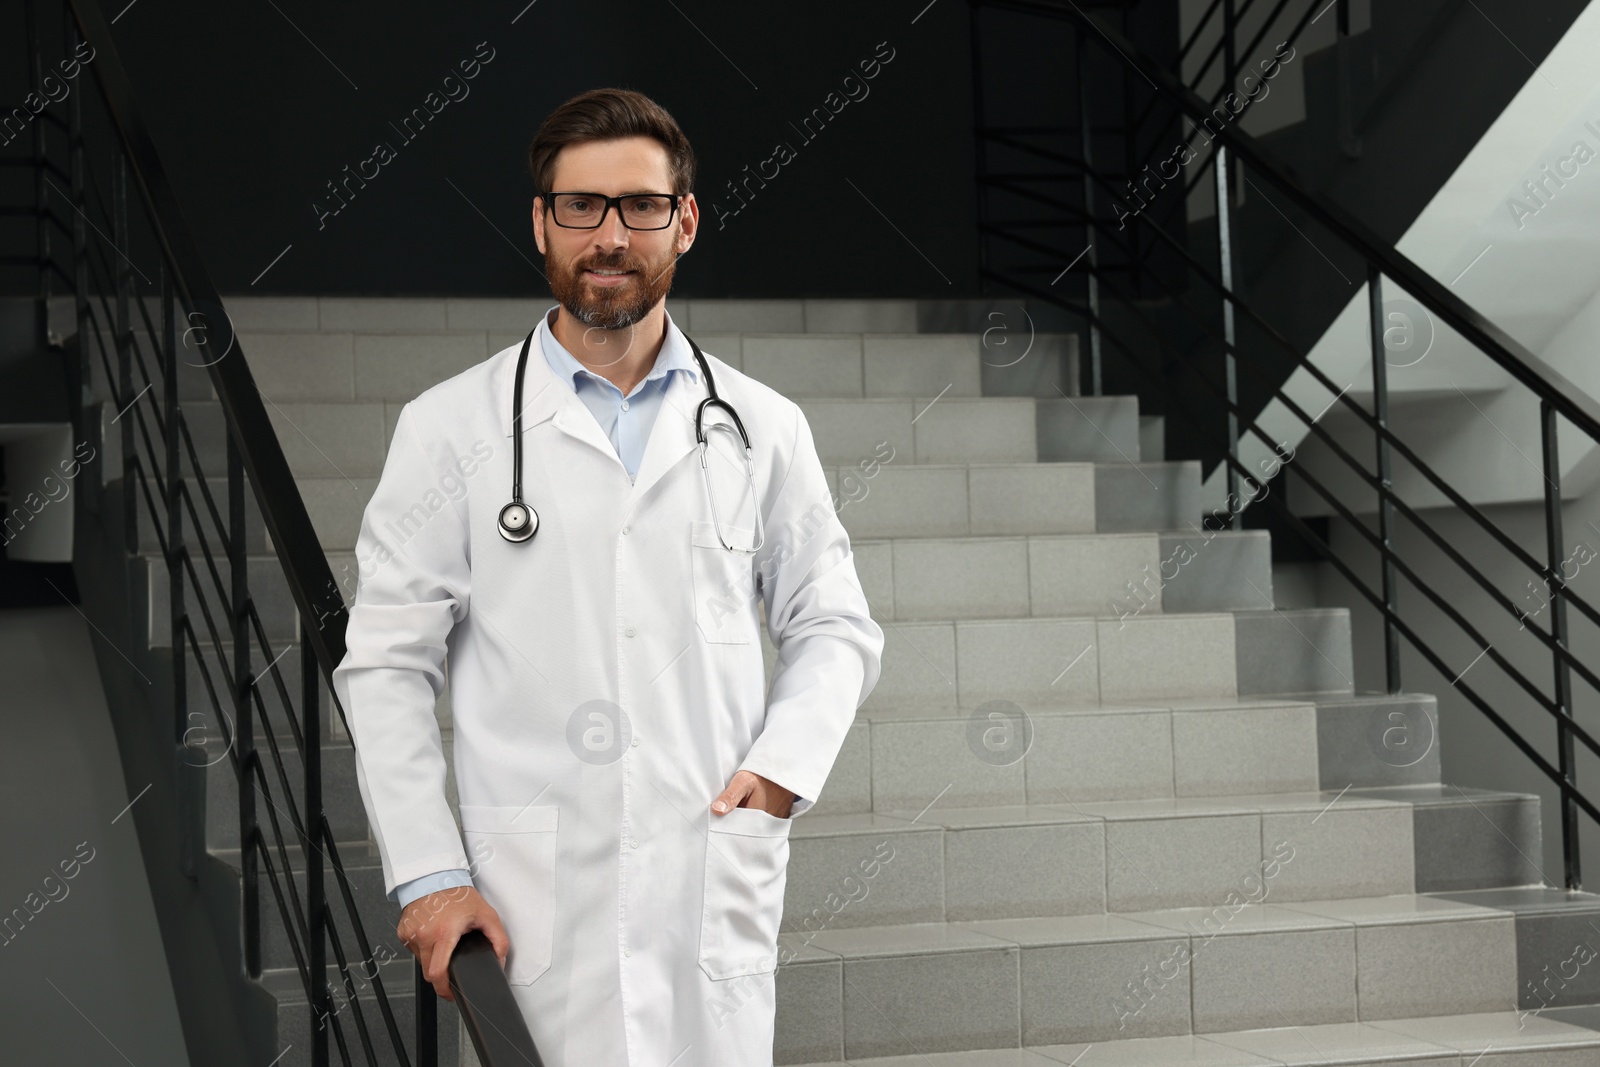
<box><xmin>500</xmin><ymin>324</ymin><xmax>763</xmax><ymax>550</ymax></box>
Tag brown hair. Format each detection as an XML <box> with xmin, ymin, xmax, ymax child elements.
<box><xmin>527</xmin><ymin>89</ymin><xmax>696</xmax><ymax>196</ymax></box>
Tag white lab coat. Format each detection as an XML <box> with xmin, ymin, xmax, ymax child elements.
<box><xmin>330</xmin><ymin>314</ymin><xmax>883</xmax><ymax>1067</ymax></box>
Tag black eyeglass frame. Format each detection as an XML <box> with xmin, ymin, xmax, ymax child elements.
<box><xmin>540</xmin><ymin>191</ymin><xmax>684</xmax><ymax>231</ymax></box>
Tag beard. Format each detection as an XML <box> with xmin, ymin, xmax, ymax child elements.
<box><xmin>545</xmin><ymin>233</ymin><xmax>679</xmax><ymax>331</ymax></box>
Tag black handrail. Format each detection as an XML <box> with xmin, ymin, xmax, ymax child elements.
<box><xmin>996</xmin><ymin>0</ymin><xmax>1600</xmax><ymax>440</ymax></box>
<box><xmin>15</xmin><ymin>0</ymin><xmax>543</xmax><ymax>1062</ymax></box>
<box><xmin>970</xmin><ymin>0</ymin><xmax>1598</xmax><ymax>889</ymax></box>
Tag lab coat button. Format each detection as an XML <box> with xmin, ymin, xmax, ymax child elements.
<box><xmin>630</xmin><ymin>736</ymin><xmax>639</xmax><ymax>747</ymax></box>
<box><xmin>624</xmin><ymin>948</ymin><xmax>631</xmax><ymax>957</ymax></box>
<box><xmin>622</xmin><ymin>525</ymin><xmax>631</xmax><ymax>535</ymax></box>
<box><xmin>631</xmin><ymin>839</ymin><xmax>639</xmax><ymax>848</ymax></box>
<box><xmin>625</xmin><ymin>627</ymin><xmax>636</xmax><ymax>638</ymax></box>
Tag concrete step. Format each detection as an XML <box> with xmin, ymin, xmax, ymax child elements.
<box><xmin>156</xmin><ymin>638</ymin><xmax>445</xmax><ymax>746</ymax></box>
<box><xmin>134</xmin><ymin>458</ymin><xmax>1211</xmax><ymax>646</ymax></box>
<box><xmin>259</xmin><ymin>953</ymin><xmax>461</xmax><ymax>1067</ymax></box>
<box><xmin>789</xmin><ymin>786</ymin><xmax>1539</xmax><ymax>918</ymax></box>
<box><xmin>160</xmin><ymin>392</ymin><xmax>1131</xmax><ymax>484</ymax></box>
<box><xmin>815</xmin><ymin>694</ymin><xmax>1443</xmax><ymax>817</ymax></box>
<box><xmin>799</xmin><ymin>397</ymin><xmax>1034</xmax><ymax>466</ymax></box>
<box><xmin>130</xmin><ymin>445</ymin><xmax>1187</xmax><ymax>565</ymax></box>
<box><xmin>219</xmin><ymin>295</ymin><xmax>1044</xmax><ymax>339</ymax></box>
<box><xmin>1139</xmin><ymin>414</ymin><xmax>1164</xmax><ymax>462</ymax></box>
<box><xmin>703</xmin><ymin>332</ymin><xmax>1075</xmax><ymax>401</ymax></box>
<box><xmin>210</xmin><ymin>780</ymin><xmax>1538</xmax><ymax>975</ymax></box>
<box><xmin>224</xmin><ymin>327</ymin><xmax>1076</xmax><ymax>403</ymax></box>
<box><xmin>220</xmin><ymin>784</ymin><xmax>1564</xmax><ymax>1065</ymax></box>
<box><xmin>200</xmin><ymin>734</ymin><xmax>370</xmax><ymax>852</ymax></box>
<box><xmin>801</xmin><ymin>394</ymin><xmax>1139</xmax><ymax>467</ymax></box>
<box><xmin>816</xmin><ymin>693</ymin><xmax>1443</xmax><ymax>816</ymax></box>
<box><xmin>1035</xmin><ymin>396</ymin><xmax>1140</xmax><ymax>463</ymax></box>
<box><xmin>773</xmin><ymin>888</ymin><xmax>1546</xmax><ymax>1060</ymax></box>
<box><xmin>780</xmin><ymin>1006</ymin><xmax>1600</xmax><ymax>1063</ymax></box>
<box><xmin>851</xmin><ymin>530</ymin><xmax>1272</xmax><ymax>621</ymax></box>
<box><xmin>832</xmin><ymin>460</ymin><xmax>1201</xmax><ymax>540</ymax></box>
<box><xmin>794</xmin><ymin>605</ymin><xmax>1352</xmax><ymax>715</ymax></box>
<box><xmin>212</xmin><ymin>839</ymin><xmax>395</xmax><ymax>976</ymax></box>
<box><xmin>276</xmin><ymin>457</ymin><xmax>1196</xmax><ymax>556</ymax></box>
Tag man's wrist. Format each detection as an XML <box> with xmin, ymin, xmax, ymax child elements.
<box><xmin>392</xmin><ymin>868</ymin><xmax>475</xmax><ymax>909</ymax></box>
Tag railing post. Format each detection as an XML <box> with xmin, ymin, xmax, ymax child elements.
<box><xmin>28</xmin><ymin>0</ymin><xmax>49</xmax><ymax>345</ymax></box>
<box><xmin>1367</xmin><ymin>266</ymin><xmax>1400</xmax><ymax>692</ymax></box>
<box><xmin>1077</xmin><ymin>32</ymin><xmax>1103</xmax><ymax>397</ymax></box>
<box><xmin>304</xmin><ymin>627</ymin><xmax>329</xmax><ymax>1066</ymax></box>
<box><xmin>1335</xmin><ymin>0</ymin><xmax>1362</xmax><ymax>158</ymax></box>
<box><xmin>1541</xmin><ymin>399</ymin><xmax>1580</xmax><ymax>890</ymax></box>
<box><xmin>1218</xmin><ymin>0</ymin><xmax>1242</xmax><ymax>526</ymax></box>
<box><xmin>417</xmin><ymin>959</ymin><xmax>438</xmax><ymax>1067</ymax></box>
<box><xmin>162</xmin><ymin>267</ymin><xmax>197</xmax><ymax>879</ymax></box>
<box><xmin>1214</xmin><ymin>146</ymin><xmax>1240</xmax><ymax>526</ymax></box>
<box><xmin>968</xmin><ymin>0</ymin><xmax>988</xmax><ymax>297</ymax></box>
<box><xmin>1221</xmin><ymin>0</ymin><xmax>1236</xmax><ymax>95</ymax></box>
<box><xmin>231</xmin><ymin>426</ymin><xmax>259</xmax><ymax>977</ymax></box>
<box><xmin>67</xmin><ymin>12</ymin><xmax>90</xmax><ymax>453</ymax></box>
<box><xmin>114</xmin><ymin>154</ymin><xmax>134</xmax><ymax>552</ymax></box>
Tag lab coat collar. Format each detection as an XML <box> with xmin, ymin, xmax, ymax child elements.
<box><xmin>497</xmin><ymin>305</ymin><xmax>705</xmax><ymax>503</ymax></box>
<box><xmin>539</xmin><ymin>307</ymin><xmax>700</xmax><ymax>396</ymax></box>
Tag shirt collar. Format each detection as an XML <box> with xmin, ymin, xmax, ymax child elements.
<box><xmin>537</xmin><ymin>304</ymin><xmax>699</xmax><ymax>394</ymax></box>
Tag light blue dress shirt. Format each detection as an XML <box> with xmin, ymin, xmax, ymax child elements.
<box><xmin>390</xmin><ymin>310</ymin><xmax>698</xmax><ymax>908</ymax></box>
<box><xmin>540</xmin><ymin>306</ymin><xmax>700</xmax><ymax>481</ymax></box>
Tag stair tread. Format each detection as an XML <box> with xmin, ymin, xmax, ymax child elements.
<box><xmin>854</xmin><ymin>694</ymin><xmax>1388</xmax><ymax>722</ymax></box>
<box><xmin>789</xmin><ymin>889</ymin><xmax>1548</xmax><ymax>959</ymax></box>
<box><xmin>793</xmin><ymin>1010</ymin><xmax>1600</xmax><ymax>1064</ymax></box>
<box><xmin>211</xmin><ymin>784</ymin><xmax>1541</xmax><ymax>879</ymax></box>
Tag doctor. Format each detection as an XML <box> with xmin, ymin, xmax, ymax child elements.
<box><xmin>330</xmin><ymin>87</ymin><xmax>883</xmax><ymax>1067</ymax></box>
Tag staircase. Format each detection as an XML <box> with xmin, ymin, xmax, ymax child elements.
<box><xmin>132</xmin><ymin>295</ymin><xmax>1600</xmax><ymax>1065</ymax></box>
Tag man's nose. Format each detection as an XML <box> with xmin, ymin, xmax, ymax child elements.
<box><xmin>593</xmin><ymin>206</ymin><xmax>631</xmax><ymax>250</ymax></box>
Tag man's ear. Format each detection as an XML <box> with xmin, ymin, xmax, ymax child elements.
<box><xmin>675</xmin><ymin>192</ymin><xmax>699</xmax><ymax>256</ymax></box>
<box><xmin>531</xmin><ymin>197</ymin><xmax>547</xmax><ymax>256</ymax></box>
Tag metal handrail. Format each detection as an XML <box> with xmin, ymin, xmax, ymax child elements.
<box><xmin>970</xmin><ymin>0</ymin><xmax>1598</xmax><ymax>889</ymax></box>
<box><xmin>16</xmin><ymin>0</ymin><xmax>542</xmax><ymax>1061</ymax></box>
<box><xmin>994</xmin><ymin>0</ymin><xmax>1600</xmax><ymax>440</ymax></box>
<box><xmin>983</xmin><ymin>253</ymin><xmax>1600</xmax><ymax>834</ymax></box>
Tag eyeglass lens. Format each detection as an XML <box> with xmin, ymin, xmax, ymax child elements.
<box><xmin>552</xmin><ymin>194</ymin><xmax>676</xmax><ymax>230</ymax></box>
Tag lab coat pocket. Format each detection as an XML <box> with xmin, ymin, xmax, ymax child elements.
<box><xmin>699</xmin><ymin>805</ymin><xmax>791</xmax><ymax>980</ymax></box>
<box><xmin>690</xmin><ymin>520</ymin><xmax>755</xmax><ymax>644</ymax></box>
<box><xmin>459</xmin><ymin>804</ymin><xmax>559</xmax><ymax>985</ymax></box>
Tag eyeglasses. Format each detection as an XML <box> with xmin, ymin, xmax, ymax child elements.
<box><xmin>542</xmin><ymin>191</ymin><xmax>681</xmax><ymax>230</ymax></box>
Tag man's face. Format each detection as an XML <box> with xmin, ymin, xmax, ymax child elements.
<box><xmin>533</xmin><ymin>136</ymin><xmax>698</xmax><ymax>331</ymax></box>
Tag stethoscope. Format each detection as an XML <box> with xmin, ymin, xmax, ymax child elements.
<box><xmin>498</xmin><ymin>326</ymin><xmax>767</xmax><ymax>553</ymax></box>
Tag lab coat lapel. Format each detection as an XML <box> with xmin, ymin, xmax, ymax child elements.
<box><xmin>497</xmin><ymin>322</ymin><xmax>626</xmax><ymax>466</ymax></box>
<box><xmin>626</xmin><ymin>367</ymin><xmax>699</xmax><ymax>506</ymax></box>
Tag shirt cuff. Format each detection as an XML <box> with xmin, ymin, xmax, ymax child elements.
<box><xmin>391</xmin><ymin>868</ymin><xmax>475</xmax><ymax>908</ymax></box>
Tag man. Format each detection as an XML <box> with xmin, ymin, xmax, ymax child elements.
<box><xmin>330</xmin><ymin>87</ymin><xmax>883</xmax><ymax>1066</ymax></box>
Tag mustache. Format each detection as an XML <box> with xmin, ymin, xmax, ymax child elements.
<box><xmin>578</xmin><ymin>252</ymin><xmax>641</xmax><ymax>271</ymax></box>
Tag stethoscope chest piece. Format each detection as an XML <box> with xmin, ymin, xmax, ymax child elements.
<box><xmin>498</xmin><ymin>501</ymin><xmax>538</xmax><ymax>543</ymax></box>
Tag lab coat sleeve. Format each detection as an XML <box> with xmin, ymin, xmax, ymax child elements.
<box><xmin>331</xmin><ymin>401</ymin><xmax>474</xmax><ymax>900</ymax></box>
<box><xmin>738</xmin><ymin>404</ymin><xmax>884</xmax><ymax>813</ymax></box>
<box><xmin>392</xmin><ymin>868</ymin><xmax>475</xmax><ymax>908</ymax></box>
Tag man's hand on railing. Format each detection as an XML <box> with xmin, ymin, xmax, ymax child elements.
<box><xmin>397</xmin><ymin>886</ymin><xmax>511</xmax><ymax>1001</ymax></box>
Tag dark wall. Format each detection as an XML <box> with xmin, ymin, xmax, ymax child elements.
<box><xmin>95</xmin><ymin>0</ymin><xmax>978</xmax><ymax>298</ymax></box>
